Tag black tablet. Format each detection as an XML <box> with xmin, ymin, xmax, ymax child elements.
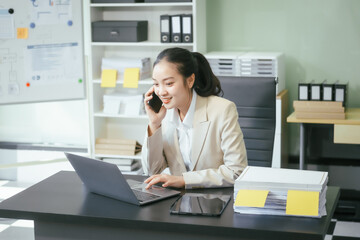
<box><xmin>169</xmin><ymin>193</ymin><xmax>231</xmax><ymax>217</ymax></box>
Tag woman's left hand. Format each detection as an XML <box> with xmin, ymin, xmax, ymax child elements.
<box><xmin>144</xmin><ymin>174</ymin><xmax>185</xmax><ymax>189</ymax></box>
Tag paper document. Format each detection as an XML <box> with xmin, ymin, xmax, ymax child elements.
<box><xmin>286</xmin><ymin>190</ymin><xmax>319</xmax><ymax>216</ymax></box>
<box><xmin>25</xmin><ymin>42</ymin><xmax>83</xmax><ymax>85</ymax></box>
<box><xmin>101</xmin><ymin>57</ymin><xmax>151</xmax><ymax>81</ymax></box>
<box><xmin>233</xmin><ymin>166</ymin><xmax>328</xmax><ymax>218</ymax></box>
<box><xmin>234</xmin><ymin>189</ymin><xmax>269</xmax><ymax>208</ymax></box>
<box><xmin>101</xmin><ymin>69</ymin><xmax>117</xmax><ymax>88</ymax></box>
<box><xmin>17</xmin><ymin>28</ymin><xmax>28</xmax><ymax>39</ymax></box>
<box><xmin>123</xmin><ymin>68</ymin><xmax>140</xmax><ymax>88</ymax></box>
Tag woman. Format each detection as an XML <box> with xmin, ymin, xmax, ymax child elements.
<box><xmin>142</xmin><ymin>47</ymin><xmax>247</xmax><ymax>189</ymax></box>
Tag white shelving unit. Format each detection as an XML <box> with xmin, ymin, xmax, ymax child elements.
<box><xmin>83</xmin><ymin>0</ymin><xmax>206</xmax><ymax>161</ymax></box>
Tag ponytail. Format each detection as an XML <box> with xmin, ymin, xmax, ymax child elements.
<box><xmin>153</xmin><ymin>47</ymin><xmax>223</xmax><ymax>97</ymax></box>
<box><xmin>191</xmin><ymin>52</ymin><xmax>222</xmax><ymax>97</ymax></box>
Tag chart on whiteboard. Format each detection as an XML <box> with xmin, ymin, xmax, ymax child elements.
<box><xmin>29</xmin><ymin>0</ymin><xmax>73</xmax><ymax>27</ymax></box>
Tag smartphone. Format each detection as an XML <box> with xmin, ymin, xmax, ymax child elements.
<box><xmin>148</xmin><ymin>92</ymin><xmax>163</xmax><ymax>113</ymax></box>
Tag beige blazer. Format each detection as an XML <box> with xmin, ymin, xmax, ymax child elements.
<box><xmin>141</xmin><ymin>95</ymin><xmax>248</xmax><ymax>189</ymax></box>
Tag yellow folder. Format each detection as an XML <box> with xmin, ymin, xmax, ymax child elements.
<box><xmin>101</xmin><ymin>69</ymin><xmax>117</xmax><ymax>88</ymax></box>
<box><xmin>123</xmin><ymin>68</ymin><xmax>140</xmax><ymax>88</ymax></box>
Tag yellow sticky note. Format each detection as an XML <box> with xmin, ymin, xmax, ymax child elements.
<box><xmin>101</xmin><ymin>69</ymin><xmax>117</xmax><ymax>88</ymax></box>
<box><xmin>234</xmin><ymin>189</ymin><xmax>269</xmax><ymax>207</ymax></box>
<box><xmin>17</xmin><ymin>28</ymin><xmax>28</xmax><ymax>39</ymax></box>
<box><xmin>286</xmin><ymin>190</ymin><xmax>319</xmax><ymax>216</ymax></box>
<box><xmin>123</xmin><ymin>68</ymin><xmax>140</xmax><ymax>88</ymax></box>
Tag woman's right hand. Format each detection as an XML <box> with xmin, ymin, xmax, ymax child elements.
<box><xmin>144</xmin><ymin>86</ymin><xmax>167</xmax><ymax>136</ymax></box>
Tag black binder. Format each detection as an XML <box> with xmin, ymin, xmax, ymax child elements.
<box><xmin>322</xmin><ymin>80</ymin><xmax>334</xmax><ymax>101</ymax></box>
<box><xmin>310</xmin><ymin>80</ymin><xmax>321</xmax><ymax>101</ymax></box>
<box><xmin>171</xmin><ymin>15</ymin><xmax>182</xmax><ymax>42</ymax></box>
<box><xmin>298</xmin><ymin>82</ymin><xmax>310</xmax><ymax>100</ymax></box>
<box><xmin>160</xmin><ymin>15</ymin><xmax>171</xmax><ymax>43</ymax></box>
<box><xmin>334</xmin><ymin>80</ymin><xmax>348</xmax><ymax>106</ymax></box>
<box><xmin>181</xmin><ymin>14</ymin><xmax>193</xmax><ymax>43</ymax></box>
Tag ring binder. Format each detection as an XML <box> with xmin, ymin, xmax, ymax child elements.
<box><xmin>298</xmin><ymin>82</ymin><xmax>310</xmax><ymax>100</ymax></box>
<box><xmin>181</xmin><ymin>14</ymin><xmax>192</xmax><ymax>43</ymax></box>
<box><xmin>160</xmin><ymin>15</ymin><xmax>171</xmax><ymax>43</ymax></box>
<box><xmin>310</xmin><ymin>80</ymin><xmax>321</xmax><ymax>101</ymax></box>
<box><xmin>322</xmin><ymin>80</ymin><xmax>334</xmax><ymax>101</ymax></box>
<box><xmin>171</xmin><ymin>15</ymin><xmax>182</xmax><ymax>43</ymax></box>
<box><xmin>334</xmin><ymin>80</ymin><xmax>348</xmax><ymax>106</ymax></box>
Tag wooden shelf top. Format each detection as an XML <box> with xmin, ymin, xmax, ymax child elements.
<box><xmin>287</xmin><ymin>108</ymin><xmax>360</xmax><ymax>125</ymax></box>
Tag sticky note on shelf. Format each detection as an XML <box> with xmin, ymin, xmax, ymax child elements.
<box><xmin>101</xmin><ymin>69</ymin><xmax>117</xmax><ymax>88</ymax></box>
<box><xmin>286</xmin><ymin>190</ymin><xmax>319</xmax><ymax>216</ymax></box>
<box><xmin>234</xmin><ymin>189</ymin><xmax>269</xmax><ymax>207</ymax></box>
<box><xmin>17</xmin><ymin>28</ymin><xmax>28</xmax><ymax>39</ymax></box>
<box><xmin>123</xmin><ymin>68</ymin><xmax>140</xmax><ymax>88</ymax></box>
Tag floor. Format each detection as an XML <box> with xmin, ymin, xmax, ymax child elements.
<box><xmin>0</xmin><ymin>181</ymin><xmax>360</xmax><ymax>240</ymax></box>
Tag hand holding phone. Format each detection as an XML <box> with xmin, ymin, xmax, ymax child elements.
<box><xmin>148</xmin><ymin>92</ymin><xmax>163</xmax><ymax>113</ymax></box>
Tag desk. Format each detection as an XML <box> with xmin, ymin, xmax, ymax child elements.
<box><xmin>287</xmin><ymin>108</ymin><xmax>360</xmax><ymax>170</ymax></box>
<box><xmin>0</xmin><ymin>171</ymin><xmax>339</xmax><ymax>240</ymax></box>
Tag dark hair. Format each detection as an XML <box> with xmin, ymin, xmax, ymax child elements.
<box><xmin>153</xmin><ymin>47</ymin><xmax>223</xmax><ymax>97</ymax></box>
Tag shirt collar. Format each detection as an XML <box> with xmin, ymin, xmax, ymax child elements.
<box><xmin>170</xmin><ymin>90</ymin><xmax>197</xmax><ymax>129</ymax></box>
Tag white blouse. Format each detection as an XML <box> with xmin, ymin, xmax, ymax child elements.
<box><xmin>169</xmin><ymin>90</ymin><xmax>197</xmax><ymax>171</ymax></box>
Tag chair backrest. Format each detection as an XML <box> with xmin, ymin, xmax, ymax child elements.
<box><xmin>219</xmin><ymin>76</ymin><xmax>276</xmax><ymax>167</ymax></box>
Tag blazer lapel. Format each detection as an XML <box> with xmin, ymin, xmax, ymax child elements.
<box><xmin>190</xmin><ymin>96</ymin><xmax>210</xmax><ymax>171</ymax></box>
<box><xmin>164</xmin><ymin>121</ymin><xmax>187</xmax><ymax>173</ymax></box>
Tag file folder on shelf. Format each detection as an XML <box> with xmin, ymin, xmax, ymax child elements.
<box><xmin>103</xmin><ymin>93</ymin><xmax>144</xmax><ymax>116</ymax></box>
<box><xmin>310</xmin><ymin>80</ymin><xmax>321</xmax><ymax>101</ymax></box>
<box><xmin>171</xmin><ymin>15</ymin><xmax>182</xmax><ymax>43</ymax></box>
<box><xmin>181</xmin><ymin>14</ymin><xmax>192</xmax><ymax>43</ymax></box>
<box><xmin>102</xmin><ymin>158</ymin><xmax>142</xmax><ymax>173</ymax></box>
<box><xmin>95</xmin><ymin>138</ymin><xmax>142</xmax><ymax>156</ymax></box>
<box><xmin>298</xmin><ymin>82</ymin><xmax>310</xmax><ymax>100</ymax></box>
<box><xmin>322</xmin><ymin>80</ymin><xmax>334</xmax><ymax>101</ymax></box>
<box><xmin>101</xmin><ymin>57</ymin><xmax>151</xmax><ymax>81</ymax></box>
<box><xmin>160</xmin><ymin>15</ymin><xmax>171</xmax><ymax>43</ymax></box>
<box><xmin>334</xmin><ymin>81</ymin><xmax>347</xmax><ymax>106</ymax></box>
<box><xmin>233</xmin><ymin>166</ymin><xmax>328</xmax><ymax>218</ymax></box>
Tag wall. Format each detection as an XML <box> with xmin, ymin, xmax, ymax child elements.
<box><xmin>206</xmin><ymin>0</ymin><xmax>360</xmax><ymax>156</ymax></box>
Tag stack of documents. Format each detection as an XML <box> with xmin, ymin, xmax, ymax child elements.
<box><xmin>95</xmin><ymin>138</ymin><xmax>142</xmax><ymax>156</ymax></box>
<box><xmin>293</xmin><ymin>100</ymin><xmax>345</xmax><ymax>120</ymax></box>
<box><xmin>234</xmin><ymin>166</ymin><xmax>328</xmax><ymax>218</ymax></box>
<box><xmin>103</xmin><ymin>93</ymin><xmax>144</xmax><ymax>116</ymax></box>
<box><xmin>102</xmin><ymin>158</ymin><xmax>142</xmax><ymax>174</ymax></box>
<box><xmin>101</xmin><ymin>57</ymin><xmax>151</xmax><ymax>81</ymax></box>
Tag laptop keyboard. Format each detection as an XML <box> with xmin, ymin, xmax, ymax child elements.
<box><xmin>133</xmin><ymin>190</ymin><xmax>160</xmax><ymax>202</ymax></box>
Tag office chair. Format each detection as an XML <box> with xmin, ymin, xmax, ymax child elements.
<box><xmin>220</xmin><ymin>76</ymin><xmax>276</xmax><ymax>167</ymax></box>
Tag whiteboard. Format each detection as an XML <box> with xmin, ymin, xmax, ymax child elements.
<box><xmin>0</xmin><ymin>0</ymin><xmax>85</xmax><ymax>104</ymax></box>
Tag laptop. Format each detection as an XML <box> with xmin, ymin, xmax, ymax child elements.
<box><xmin>65</xmin><ymin>153</ymin><xmax>180</xmax><ymax>206</ymax></box>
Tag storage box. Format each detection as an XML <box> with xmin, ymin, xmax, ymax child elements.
<box><xmin>92</xmin><ymin>21</ymin><xmax>148</xmax><ymax>42</ymax></box>
<box><xmin>91</xmin><ymin>0</ymin><xmax>143</xmax><ymax>3</ymax></box>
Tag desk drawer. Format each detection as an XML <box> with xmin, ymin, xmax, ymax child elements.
<box><xmin>334</xmin><ymin>125</ymin><xmax>360</xmax><ymax>144</ymax></box>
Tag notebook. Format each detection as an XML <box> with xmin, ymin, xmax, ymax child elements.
<box><xmin>65</xmin><ymin>153</ymin><xmax>180</xmax><ymax>206</ymax></box>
